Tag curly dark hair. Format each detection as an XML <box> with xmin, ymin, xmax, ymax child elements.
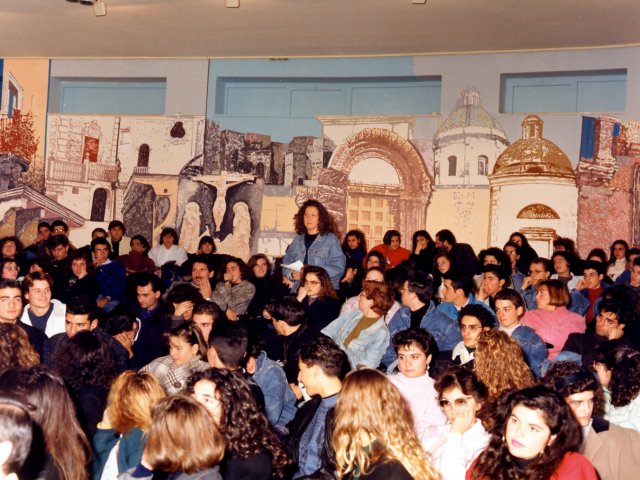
<box><xmin>542</xmin><ymin>361</ymin><xmax>604</xmax><ymax>418</ymax></box>
<box><xmin>469</xmin><ymin>385</ymin><xmax>582</xmax><ymax>480</ymax></box>
<box><xmin>186</xmin><ymin>369</ymin><xmax>291</xmax><ymax>478</ymax></box>
<box><xmin>342</xmin><ymin>229</ymin><xmax>368</xmax><ymax>256</ymax></box>
<box><xmin>54</xmin><ymin>331</ymin><xmax>118</xmax><ymax>393</ymax></box>
<box><xmin>595</xmin><ymin>342</ymin><xmax>640</xmax><ymax>407</ymax></box>
<box><xmin>293</xmin><ymin>199</ymin><xmax>339</xmax><ymax>236</ymax></box>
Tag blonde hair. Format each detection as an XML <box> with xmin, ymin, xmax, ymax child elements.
<box><xmin>332</xmin><ymin>369</ymin><xmax>438</xmax><ymax>479</ymax></box>
<box><xmin>108</xmin><ymin>371</ymin><xmax>166</xmax><ymax>433</ymax></box>
<box><xmin>474</xmin><ymin>330</ymin><xmax>534</xmax><ymax>398</ymax></box>
<box><xmin>144</xmin><ymin>395</ymin><xmax>225</xmax><ymax>474</ymax></box>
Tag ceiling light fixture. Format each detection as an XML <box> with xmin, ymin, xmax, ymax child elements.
<box><xmin>412</xmin><ymin>0</ymin><xmax>427</xmax><ymax>4</ymax></box>
<box><xmin>226</xmin><ymin>0</ymin><xmax>240</xmax><ymax>8</ymax></box>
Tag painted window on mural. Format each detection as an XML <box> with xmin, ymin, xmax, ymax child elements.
<box><xmin>517</xmin><ymin>204</ymin><xmax>560</xmax><ymax>219</ymax></box>
<box><xmin>448</xmin><ymin>156</ymin><xmax>457</xmax><ymax>176</ymax></box>
<box><xmin>138</xmin><ymin>144</ymin><xmax>150</xmax><ymax>167</ymax></box>
<box><xmin>478</xmin><ymin>155</ymin><xmax>488</xmax><ymax>175</ymax></box>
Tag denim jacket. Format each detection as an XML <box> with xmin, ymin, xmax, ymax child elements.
<box><xmin>321</xmin><ymin>309</ymin><xmax>390</xmax><ymax>368</ymax></box>
<box><xmin>283</xmin><ymin>233</ymin><xmax>346</xmax><ymax>290</ymax></box>
<box><xmin>252</xmin><ymin>351</ymin><xmax>297</xmax><ymax>428</ymax></box>
<box><xmin>436</xmin><ymin>293</ymin><xmax>496</xmax><ymax>324</ymax></box>
<box><xmin>383</xmin><ymin>302</ymin><xmax>462</xmax><ymax>367</ymax></box>
<box><xmin>510</xmin><ymin>325</ymin><xmax>549</xmax><ymax>378</ymax></box>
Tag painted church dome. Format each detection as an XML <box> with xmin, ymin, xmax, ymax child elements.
<box><xmin>434</xmin><ymin>87</ymin><xmax>507</xmax><ymax>144</ymax></box>
<box><xmin>491</xmin><ymin>115</ymin><xmax>575</xmax><ymax>180</ymax></box>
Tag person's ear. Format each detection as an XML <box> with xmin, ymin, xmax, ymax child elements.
<box><xmin>547</xmin><ymin>433</ymin><xmax>557</xmax><ymax>447</ymax></box>
<box><xmin>516</xmin><ymin>306</ymin><xmax>524</xmax><ymax>317</ymax></box>
<box><xmin>426</xmin><ymin>354</ymin><xmax>432</xmax><ymax>366</ymax></box>
<box><xmin>90</xmin><ymin>319</ymin><xmax>99</xmax><ymax>331</ymax></box>
<box><xmin>190</xmin><ymin>343</ymin><xmax>199</xmax><ymax>356</ymax></box>
<box><xmin>0</xmin><ymin>440</ymin><xmax>13</xmax><ymax>471</ymax></box>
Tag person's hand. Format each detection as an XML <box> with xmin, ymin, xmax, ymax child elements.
<box><xmin>292</xmin><ymin>271</ymin><xmax>302</xmax><ymax>281</ymax></box>
<box><xmin>262</xmin><ymin>308</ymin><xmax>272</xmax><ymax>321</ymax></box>
<box><xmin>283</xmin><ymin>277</ymin><xmax>293</xmax><ymax>288</ymax></box>
<box><xmin>115</xmin><ymin>332</ymin><xmax>134</xmax><ymax>356</ymax></box>
<box><xmin>450</xmin><ymin>408</ymin><xmax>475</xmax><ymax>435</ymax></box>
<box><xmin>341</xmin><ymin>268</ymin><xmax>356</xmax><ymax>283</ymax></box>
<box><xmin>609</xmin><ymin>323</ymin><xmax>625</xmax><ymax>340</ymax></box>
<box><xmin>194</xmin><ymin>277</ymin><xmax>213</xmax><ymax>299</ymax></box>
<box><xmin>290</xmin><ymin>383</ymin><xmax>303</xmax><ymax>400</ymax></box>
<box><xmin>226</xmin><ymin>308</ymin><xmax>238</xmax><ymax>321</ymax></box>
<box><xmin>297</xmin><ymin>285</ymin><xmax>309</xmax><ymax>302</ymax></box>
<box><xmin>521</xmin><ymin>276</ymin><xmax>534</xmax><ymax>290</ymax></box>
<box><xmin>575</xmin><ymin>279</ymin><xmax>587</xmax><ymax>291</ymax></box>
<box><xmin>476</xmin><ymin>284</ymin><xmax>489</xmax><ymax>301</ymax></box>
<box><xmin>414</xmin><ymin>244</ymin><xmax>423</xmax><ymax>255</ymax></box>
<box><xmin>96</xmin><ymin>297</ymin><xmax>109</xmax><ymax>309</ymax></box>
<box><xmin>174</xmin><ymin>301</ymin><xmax>194</xmax><ymax>320</ymax></box>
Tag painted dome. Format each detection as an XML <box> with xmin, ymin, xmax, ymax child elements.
<box><xmin>491</xmin><ymin>115</ymin><xmax>575</xmax><ymax>180</ymax></box>
<box><xmin>434</xmin><ymin>87</ymin><xmax>507</xmax><ymax>142</ymax></box>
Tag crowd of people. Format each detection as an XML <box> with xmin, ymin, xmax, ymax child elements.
<box><xmin>1</xmin><ymin>200</ymin><xmax>640</xmax><ymax>480</ymax></box>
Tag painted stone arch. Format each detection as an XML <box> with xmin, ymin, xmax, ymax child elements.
<box><xmin>517</xmin><ymin>203</ymin><xmax>560</xmax><ymax>219</ymax></box>
<box><xmin>318</xmin><ymin>128</ymin><xmax>432</xmax><ymax>243</ymax></box>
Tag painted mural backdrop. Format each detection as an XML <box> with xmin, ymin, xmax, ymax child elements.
<box><xmin>0</xmin><ymin>72</ymin><xmax>638</xmax><ymax>260</ymax></box>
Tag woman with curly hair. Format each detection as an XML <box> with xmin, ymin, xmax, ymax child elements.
<box><xmin>91</xmin><ymin>371</ymin><xmax>166</xmax><ymax>480</ymax></box>
<box><xmin>0</xmin><ymin>323</ymin><xmax>39</xmax><ymax>372</ymax></box>
<box><xmin>0</xmin><ymin>365</ymin><xmax>90</xmax><ymax>480</ymax></box>
<box><xmin>187</xmin><ymin>368</ymin><xmax>291</xmax><ymax>479</ymax></box>
<box><xmin>332</xmin><ymin>368</ymin><xmax>438</xmax><ymax>479</ymax></box>
<box><xmin>473</xmin><ymin>329</ymin><xmax>534</xmax><ymax>399</ymax></box>
<box><xmin>119</xmin><ymin>395</ymin><xmax>225</xmax><ymax>480</ymax></box>
<box><xmin>282</xmin><ymin>199</ymin><xmax>345</xmax><ymax>292</ymax></box>
<box><xmin>55</xmin><ymin>330</ymin><xmax>119</xmax><ymax>438</ymax></box>
<box><xmin>296</xmin><ymin>265</ymin><xmax>342</xmax><ymax>332</ymax></box>
<box><xmin>607</xmin><ymin>239</ymin><xmax>629</xmax><ymax>282</ymax></box>
<box><xmin>140</xmin><ymin>322</ymin><xmax>209</xmax><ymax>394</ymax></box>
<box><xmin>466</xmin><ymin>385</ymin><xmax>597</xmax><ymax>480</ymax></box>
<box><xmin>593</xmin><ymin>342</ymin><xmax>640</xmax><ymax>432</ymax></box>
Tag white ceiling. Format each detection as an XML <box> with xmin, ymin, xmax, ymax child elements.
<box><xmin>1</xmin><ymin>0</ymin><xmax>639</xmax><ymax>58</ymax></box>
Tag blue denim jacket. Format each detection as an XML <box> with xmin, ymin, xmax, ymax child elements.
<box><xmin>436</xmin><ymin>293</ymin><xmax>496</xmax><ymax>324</ymax></box>
<box><xmin>510</xmin><ymin>325</ymin><xmax>549</xmax><ymax>378</ymax></box>
<box><xmin>383</xmin><ymin>302</ymin><xmax>462</xmax><ymax>367</ymax></box>
<box><xmin>283</xmin><ymin>232</ymin><xmax>346</xmax><ymax>290</ymax></box>
<box><xmin>252</xmin><ymin>351</ymin><xmax>297</xmax><ymax>428</ymax></box>
<box><xmin>321</xmin><ymin>309</ymin><xmax>390</xmax><ymax>368</ymax></box>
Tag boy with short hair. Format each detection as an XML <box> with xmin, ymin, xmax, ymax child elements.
<box><xmin>451</xmin><ymin>304</ymin><xmax>495</xmax><ymax>366</ymax></box>
<box><xmin>494</xmin><ymin>288</ymin><xmax>548</xmax><ymax>377</ymax></box>
<box><xmin>388</xmin><ymin>328</ymin><xmax>447</xmax><ymax>437</ymax></box>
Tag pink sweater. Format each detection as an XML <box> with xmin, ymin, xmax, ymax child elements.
<box><xmin>521</xmin><ymin>306</ymin><xmax>586</xmax><ymax>360</ymax></box>
<box><xmin>388</xmin><ymin>372</ymin><xmax>447</xmax><ymax>437</ymax></box>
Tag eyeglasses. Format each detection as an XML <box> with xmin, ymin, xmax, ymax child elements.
<box><xmin>460</xmin><ymin>324</ymin><xmax>481</xmax><ymax>332</ymax></box>
<box><xmin>439</xmin><ymin>396</ymin><xmax>474</xmax><ymax>409</ymax></box>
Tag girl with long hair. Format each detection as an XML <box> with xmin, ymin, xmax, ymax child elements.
<box><xmin>369</xmin><ymin>229</ymin><xmax>411</xmax><ymax>269</ymax></box>
<box><xmin>0</xmin><ymin>323</ymin><xmax>39</xmax><ymax>373</ymax></box>
<box><xmin>282</xmin><ymin>199</ymin><xmax>345</xmax><ymax>292</ymax></box>
<box><xmin>342</xmin><ymin>229</ymin><xmax>368</xmax><ymax>266</ymax></box>
<box><xmin>466</xmin><ymin>385</ymin><xmax>597</xmax><ymax>480</ymax></box>
<box><xmin>607</xmin><ymin>239</ymin><xmax>629</xmax><ymax>282</ymax></box>
<box><xmin>296</xmin><ymin>265</ymin><xmax>342</xmax><ymax>332</ymax></box>
<box><xmin>410</xmin><ymin>229</ymin><xmax>436</xmax><ymax>275</ymax></box>
<box><xmin>140</xmin><ymin>322</ymin><xmax>209</xmax><ymax>394</ymax></box>
<box><xmin>187</xmin><ymin>368</ymin><xmax>291</xmax><ymax>479</ymax></box>
<box><xmin>0</xmin><ymin>365</ymin><xmax>90</xmax><ymax>480</ymax></box>
<box><xmin>91</xmin><ymin>371</ymin><xmax>166</xmax><ymax>480</ymax></box>
<box><xmin>245</xmin><ymin>253</ymin><xmax>288</xmax><ymax>321</ymax></box>
<box><xmin>332</xmin><ymin>368</ymin><xmax>438</xmax><ymax>479</ymax></box>
<box><xmin>508</xmin><ymin>232</ymin><xmax>538</xmax><ymax>276</ymax></box>
<box><xmin>120</xmin><ymin>395</ymin><xmax>225</xmax><ymax>480</ymax></box>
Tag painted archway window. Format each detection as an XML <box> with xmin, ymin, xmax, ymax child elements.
<box><xmin>448</xmin><ymin>156</ymin><xmax>457</xmax><ymax>176</ymax></box>
<box><xmin>138</xmin><ymin>144</ymin><xmax>150</xmax><ymax>167</ymax></box>
<box><xmin>478</xmin><ymin>155</ymin><xmax>488</xmax><ymax>175</ymax></box>
<box><xmin>517</xmin><ymin>203</ymin><xmax>560</xmax><ymax>219</ymax></box>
